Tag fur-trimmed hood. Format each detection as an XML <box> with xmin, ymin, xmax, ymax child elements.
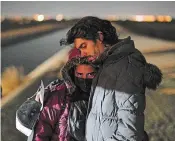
<box><xmin>61</xmin><ymin>57</ymin><xmax>97</xmax><ymax>95</ymax></box>
<box><xmin>143</xmin><ymin>63</ymin><xmax>162</xmax><ymax>90</ymax></box>
<box><xmin>96</xmin><ymin>36</ymin><xmax>162</xmax><ymax>90</ymax></box>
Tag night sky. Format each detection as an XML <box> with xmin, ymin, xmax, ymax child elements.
<box><xmin>1</xmin><ymin>1</ymin><xmax>175</xmax><ymax>18</ymax></box>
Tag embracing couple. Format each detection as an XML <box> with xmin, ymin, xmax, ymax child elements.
<box><xmin>18</xmin><ymin>16</ymin><xmax>162</xmax><ymax>141</ymax></box>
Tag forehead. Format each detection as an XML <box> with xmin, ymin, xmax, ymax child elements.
<box><xmin>75</xmin><ymin>64</ymin><xmax>94</xmax><ymax>73</ymax></box>
<box><xmin>74</xmin><ymin>38</ymin><xmax>92</xmax><ymax>48</ymax></box>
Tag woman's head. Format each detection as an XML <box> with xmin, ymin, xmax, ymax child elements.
<box><xmin>73</xmin><ymin>58</ymin><xmax>97</xmax><ymax>93</ymax></box>
<box><xmin>61</xmin><ymin>56</ymin><xmax>98</xmax><ymax>94</ymax></box>
<box><xmin>75</xmin><ymin>64</ymin><xmax>96</xmax><ymax>79</ymax></box>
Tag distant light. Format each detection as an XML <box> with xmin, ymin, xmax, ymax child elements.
<box><xmin>157</xmin><ymin>15</ymin><xmax>165</xmax><ymax>22</ymax></box>
<box><xmin>165</xmin><ymin>16</ymin><xmax>172</xmax><ymax>22</ymax></box>
<box><xmin>144</xmin><ymin>15</ymin><xmax>156</xmax><ymax>22</ymax></box>
<box><xmin>135</xmin><ymin>15</ymin><xmax>144</xmax><ymax>22</ymax></box>
<box><xmin>56</xmin><ymin>14</ymin><xmax>63</xmax><ymax>21</ymax></box>
<box><xmin>106</xmin><ymin>15</ymin><xmax>118</xmax><ymax>21</ymax></box>
<box><xmin>37</xmin><ymin>15</ymin><xmax>44</xmax><ymax>21</ymax></box>
<box><xmin>33</xmin><ymin>14</ymin><xmax>44</xmax><ymax>22</ymax></box>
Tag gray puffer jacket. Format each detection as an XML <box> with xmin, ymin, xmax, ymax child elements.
<box><xmin>86</xmin><ymin>37</ymin><xmax>162</xmax><ymax>141</ymax></box>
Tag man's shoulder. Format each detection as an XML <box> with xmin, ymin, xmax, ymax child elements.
<box><xmin>103</xmin><ymin>56</ymin><xmax>128</xmax><ymax>72</ymax></box>
<box><xmin>128</xmin><ymin>49</ymin><xmax>146</xmax><ymax>66</ymax></box>
<box><xmin>108</xmin><ymin>48</ymin><xmax>146</xmax><ymax>68</ymax></box>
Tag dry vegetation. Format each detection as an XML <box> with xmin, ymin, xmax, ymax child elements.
<box><xmin>1</xmin><ymin>66</ymin><xmax>25</xmax><ymax>97</ymax></box>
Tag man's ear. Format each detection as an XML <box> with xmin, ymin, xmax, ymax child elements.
<box><xmin>97</xmin><ymin>31</ymin><xmax>104</xmax><ymax>42</ymax></box>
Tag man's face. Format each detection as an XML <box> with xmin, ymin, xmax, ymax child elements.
<box><xmin>74</xmin><ymin>38</ymin><xmax>104</xmax><ymax>60</ymax></box>
<box><xmin>75</xmin><ymin>64</ymin><xmax>96</xmax><ymax>79</ymax></box>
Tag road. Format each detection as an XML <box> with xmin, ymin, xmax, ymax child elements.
<box><xmin>1</xmin><ymin>28</ymin><xmax>70</xmax><ymax>74</ymax></box>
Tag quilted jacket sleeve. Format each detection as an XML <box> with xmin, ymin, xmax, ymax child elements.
<box><xmin>107</xmin><ymin>92</ymin><xmax>145</xmax><ymax>141</ymax></box>
<box><xmin>106</xmin><ymin>57</ymin><xmax>145</xmax><ymax>141</ymax></box>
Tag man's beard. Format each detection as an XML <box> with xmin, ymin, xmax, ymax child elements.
<box><xmin>88</xmin><ymin>47</ymin><xmax>100</xmax><ymax>62</ymax></box>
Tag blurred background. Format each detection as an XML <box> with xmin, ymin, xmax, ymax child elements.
<box><xmin>1</xmin><ymin>1</ymin><xmax>175</xmax><ymax>141</ymax></box>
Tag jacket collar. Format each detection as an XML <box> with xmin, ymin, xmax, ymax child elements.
<box><xmin>94</xmin><ymin>36</ymin><xmax>136</xmax><ymax>65</ymax></box>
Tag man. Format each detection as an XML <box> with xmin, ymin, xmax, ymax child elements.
<box><xmin>63</xmin><ymin>16</ymin><xmax>162</xmax><ymax>141</ymax></box>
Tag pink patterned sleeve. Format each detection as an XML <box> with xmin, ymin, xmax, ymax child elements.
<box><xmin>33</xmin><ymin>107</ymin><xmax>59</xmax><ymax>141</ymax></box>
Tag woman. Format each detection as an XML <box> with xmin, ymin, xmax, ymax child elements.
<box><xmin>32</xmin><ymin>56</ymin><xmax>98</xmax><ymax>141</ymax></box>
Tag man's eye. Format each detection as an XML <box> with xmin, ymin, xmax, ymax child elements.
<box><xmin>80</xmin><ymin>44</ymin><xmax>86</xmax><ymax>49</ymax></box>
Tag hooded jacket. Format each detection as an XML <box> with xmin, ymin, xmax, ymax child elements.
<box><xmin>32</xmin><ymin>57</ymin><xmax>93</xmax><ymax>141</ymax></box>
<box><xmin>85</xmin><ymin>36</ymin><xmax>162</xmax><ymax>141</ymax></box>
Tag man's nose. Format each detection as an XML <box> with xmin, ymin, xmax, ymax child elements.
<box><xmin>81</xmin><ymin>51</ymin><xmax>87</xmax><ymax>57</ymax></box>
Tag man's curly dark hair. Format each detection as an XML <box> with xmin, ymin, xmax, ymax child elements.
<box><xmin>61</xmin><ymin>16</ymin><xmax>119</xmax><ymax>46</ymax></box>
